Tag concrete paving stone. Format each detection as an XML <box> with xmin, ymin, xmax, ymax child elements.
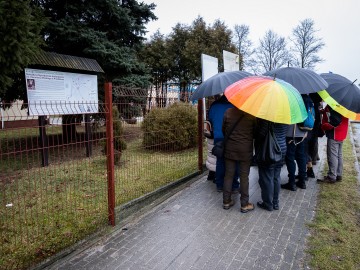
<box><xmin>268</xmin><ymin>253</ymin><xmax>283</xmax><ymax>265</ymax></box>
<box><xmin>114</xmin><ymin>259</ymin><xmax>135</xmax><ymax>270</ymax></box>
<box><xmin>225</xmin><ymin>259</ymin><xmax>243</xmax><ymax>270</ymax></box>
<box><xmin>283</xmin><ymin>243</ymin><xmax>297</xmax><ymax>264</ymax></box>
<box><xmin>190</xmin><ymin>247</ymin><xmax>217</xmax><ymax>269</ymax></box>
<box><xmin>252</xmin><ymin>256</ymin><xmax>269</xmax><ymax>269</ymax></box>
<box><xmin>264</xmin><ymin>236</ymin><xmax>277</xmax><ymax>247</ymax></box>
<box><xmin>240</xmin><ymin>256</ymin><xmax>256</xmax><ymax>269</ymax></box>
<box><xmin>259</xmin><ymin>245</ymin><xmax>273</xmax><ymax>258</ymax></box>
<box><xmin>247</xmin><ymin>247</ymin><xmax>262</xmax><ymax>259</ymax></box>
<box><xmin>279</xmin><ymin>261</ymin><xmax>292</xmax><ymax>270</ymax></box>
<box><xmin>102</xmin><ymin>255</ymin><xmax>129</xmax><ymax>270</ymax></box>
<box><xmin>263</xmin><ymin>263</ymin><xmax>278</xmax><ymax>270</ymax></box>
<box><xmin>201</xmin><ymin>250</ymin><xmax>228</xmax><ymax>270</ymax></box>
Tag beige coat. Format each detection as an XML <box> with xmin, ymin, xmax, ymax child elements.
<box><xmin>222</xmin><ymin>107</ymin><xmax>256</xmax><ymax>161</ymax></box>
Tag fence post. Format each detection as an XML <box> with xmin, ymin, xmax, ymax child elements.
<box><xmin>105</xmin><ymin>82</ymin><xmax>115</xmax><ymax>226</ymax></box>
<box><xmin>38</xmin><ymin>116</ymin><xmax>49</xmax><ymax>167</ymax></box>
<box><xmin>197</xmin><ymin>99</ymin><xmax>204</xmax><ymax>172</ymax></box>
<box><xmin>84</xmin><ymin>114</ymin><xmax>92</xmax><ymax>157</ymax></box>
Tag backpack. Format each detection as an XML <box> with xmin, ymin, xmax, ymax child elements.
<box><xmin>298</xmin><ymin>98</ymin><xmax>315</xmax><ymax>131</ymax></box>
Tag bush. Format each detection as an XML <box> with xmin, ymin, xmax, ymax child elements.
<box><xmin>141</xmin><ymin>102</ymin><xmax>198</xmax><ymax>151</ymax></box>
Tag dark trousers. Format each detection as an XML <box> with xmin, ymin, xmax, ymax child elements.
<box><xmin>214</xmin><ymin>138</ymin><xmax>239</xmax><ymax>190</ymax></box>
<box><xmin>258</xmin><ymin>163</ymin><xmax>282</xmax><ymax>209</ymax></box>
<box><xmin>285</xmin><ymin>137</ymin><xmax>307</xmax><ymax>185</ymax></box>
<box><xmin>224</xmin><ymin>158</ymin><xmax>251</xmax><ymax>207</ymax></box>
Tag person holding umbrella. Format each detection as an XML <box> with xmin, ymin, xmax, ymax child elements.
<box><xmin>222</xmin><ymin>107</ymin><xmax>256</xmax><ymax>212</ymax></box>
<box><xmin>317</xmin><ymin>105</ymin><xmax>349</xmax><ymax>183</ymax></box>
<box><xmin>224</xmin><ymin>76</ymin><xmax>308</xmax><ymax>212</ymax></box>
<box><xmin>317</xmin><ymin>72</ymin><xmax>359</xmax><ymax>183</ymax></box>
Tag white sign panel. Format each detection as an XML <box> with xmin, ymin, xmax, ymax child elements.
<box><xmin>25</xmin><ymin>68</ymin><xmax>98</xmax><ymax>116</ymax></box>
<box><xmin>223</xmin><ymin>50</ymin><xmax>239</xmax><ymax>72</ymax></box>
<box><xmin>201</xmin><ymin>54</ymin><xmax>218</xmax><ymax>81</ymax></box>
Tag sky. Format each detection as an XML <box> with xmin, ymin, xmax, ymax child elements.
<box><xmin>142</xmin><ymin>0</ymin><xmax>360</xmax><ymax>84</ymax></box>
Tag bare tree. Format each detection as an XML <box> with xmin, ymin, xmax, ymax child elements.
<box><xmin>233</xmin><ymin>24</ymin><xmax>254</xmax><ymax>70</ymax></box>
<box><xmin>290</xmin><ymin>18</ymin><xmax>325</xmax><ymax>69</ymax></box>
<box><xmin>256</xmin><ymin>30</ymin><xmax>289</xmax><ymax>72</ymax></box>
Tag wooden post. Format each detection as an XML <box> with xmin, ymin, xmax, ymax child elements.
<box><xmin>84</xmin><ymin>114</ymin><xmax>92</xmax><ymax>157</ymax></box>
<box><xmin>105</xmin><ymin>82</ymin><xmax>115</xmax><ymax>226</ymax></box>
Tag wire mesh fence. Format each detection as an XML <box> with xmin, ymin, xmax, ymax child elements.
<box><xmin>0</xmin><ymin>84</ymin><xmax>203</xmax><ymax>270</ymax></box>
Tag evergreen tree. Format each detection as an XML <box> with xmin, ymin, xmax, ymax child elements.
<box><xmin>0</xmin><ymin>0</ymin><xmax>46</xmax><ymax>101</ymax></box>
<box><xmin>35</xmin><ymin>0</ymin><xmax>156</xmax><ymax>85</ymax></box>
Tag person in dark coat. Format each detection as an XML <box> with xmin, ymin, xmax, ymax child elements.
<box><xmin>255</xmin><ymin>119</ymin><xmax>288</xmax><ymax>211</ymax></box>
<box><xmin>222</xmin><ymin>108</ymin><xmax>257</xmax><ymax>212</ymax></box>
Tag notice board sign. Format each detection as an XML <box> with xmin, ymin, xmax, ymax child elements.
<box><xmin>223</xmin><ymin>50</ymin><xmax>239</xmax><ymax>72</ymax></box>
<box><xmin>25</xmin><ymin>68</ymin><xmax>98</xmax><ymax>116</ymax></box>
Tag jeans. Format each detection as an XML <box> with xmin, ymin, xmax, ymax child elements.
<box><xmin>285</xmin><ymin>137</ymin><xmax>307</xmax><ymax>185</ymax></box>
<box><xmin>258</xmin><ymin>163</ymin><xmax>282</xmax><ymax>209</ymax></box>
<box><xmin>214</xmin><ymin>138</ymin><xmax>239</xmax><ymax>190</ymax></box>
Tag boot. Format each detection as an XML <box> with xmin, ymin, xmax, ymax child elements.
<box><xmin>307</xmin><ymin>167</ymin><xmax>315</xmax><ymax>178</ymax></box>
<box><xmin>223</xmin><ymin>191</ymin><xmax>234</xmax><ymax>210</ymax></box>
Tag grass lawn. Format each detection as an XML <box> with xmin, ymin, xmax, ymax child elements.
<box><xmin>307</xmin><ymin>133</ymin><xmax>360</xmax><ymax>269</ymax></box>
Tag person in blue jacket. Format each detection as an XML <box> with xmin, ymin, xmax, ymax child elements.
<box><xmin>208</xmin><ymin>95</ymin><xmax>239</xmax><ymax>192</ymax></box>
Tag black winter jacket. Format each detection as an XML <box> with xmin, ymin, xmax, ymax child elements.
<box><xmin>255</xmin><ymin>119</ymin><xmax>288</xmax><ymax>163</ymax></box>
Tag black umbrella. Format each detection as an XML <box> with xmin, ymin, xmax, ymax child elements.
<box><xmin>190</xmin><ymin>70</ymin><xmax>252</xmax><ymax>101</ymax></box>
<box><xmin>319</xmin><ymin>72</ymin><xmax>360</xmax><ymax>115</ymax></box>
<box><xmin>263</xmin><ymin>67</ymin><xmax>328</xmax><ymax>94</ymax></box>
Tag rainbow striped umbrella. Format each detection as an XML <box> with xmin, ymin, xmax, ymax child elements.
<box><xmin>224</xmin><ymin>76</ymin><xmax>307</xmax><ymax>124</ymax></box>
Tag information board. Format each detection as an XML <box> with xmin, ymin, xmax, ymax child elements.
<box><xmin>25</xmin><ymin>68</ymin><xmax>98</xmax><ymax>116</ymax></box>
<box><xmin>223</xmin><ymin>50</ymin><xmax>240</xmax><ymax>72</ymax></box>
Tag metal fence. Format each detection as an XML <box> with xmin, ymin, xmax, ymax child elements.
<box><xmin>0</xmin><ymin>83</ymin><xmax>204</xmax><ymax>270</ymax></box>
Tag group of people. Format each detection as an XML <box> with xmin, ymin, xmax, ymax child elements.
<box><xmin>205</xmin><ymin>93</ymin><xmax>349</xmax><ymax>212</ymax></box>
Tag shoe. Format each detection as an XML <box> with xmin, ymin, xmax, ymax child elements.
<box><xmin>223</xmin><ymin>200</ymin><xmax>235</xmax><ymax>210</ymax></box>
<box><xmin>317</xmin><ymin>176</ymin><xmax>336</xmax><ymax>184</ymax></box>
<box><xmin>273</xmin><ymin>203</ymin><xmax>279</xmax><ymax>210</ymax></box>
<box><xmin>295</xmin><ymin>181</ymin><xmax>306</xmax><ymax>189</ymax></box>
<box><xmin>336</xmin><ymin>176</ymin><xmax>342</xmax><ymax>181</ymax></box>
<box><xmin>257</xmin><ymin>201</ymin><xmax>273</xmax><ymax>211</ymax></box>
<box><xmin>281</xmin><ymin>182</ymin><xmax>297</xmax><ymax>191</ymax></box>
<box><xmin>217</xmin><ymin>188</ymin><xmax>223</xmax><ymax>193</ymax></box>
<box><xmin>307</xmin><ymin>168</ymin><xmax>315</xmax><ymax>178</ymax></box>
<box><xmin>295</xmin><ymin>174</ymin><xmax>299</xmax><ymax>179</ymax></box>
<box><xmin>312</xmin><ymin>161</ymin><xmax>317</xmax><ymax>165</ymax></box>
<box><xmin>240</xmin><ymin>203</ymin><xmax>255</xmax><ymax>213</ymax></box>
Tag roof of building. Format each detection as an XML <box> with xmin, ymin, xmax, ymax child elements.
<box><xmin>31</xmin><ymin>51</ymin><xmax>104</xmax><ymax>73</ymax></box>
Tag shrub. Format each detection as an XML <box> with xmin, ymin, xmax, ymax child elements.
<box><xmin>141</xmin><ymin>102</ymin><xmax>198</xmax><ymax>151</ymax></box>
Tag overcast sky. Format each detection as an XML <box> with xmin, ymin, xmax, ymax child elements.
<box><xmin>142</xmin><ymin>0</ymin><xmax>360</xmax><ymax>84</ymax></box>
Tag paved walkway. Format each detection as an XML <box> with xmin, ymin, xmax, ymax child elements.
<box><xmin>45</xmin><ymin>137</ymin><xmax>328</xmax><ymax>270</ymax></box>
